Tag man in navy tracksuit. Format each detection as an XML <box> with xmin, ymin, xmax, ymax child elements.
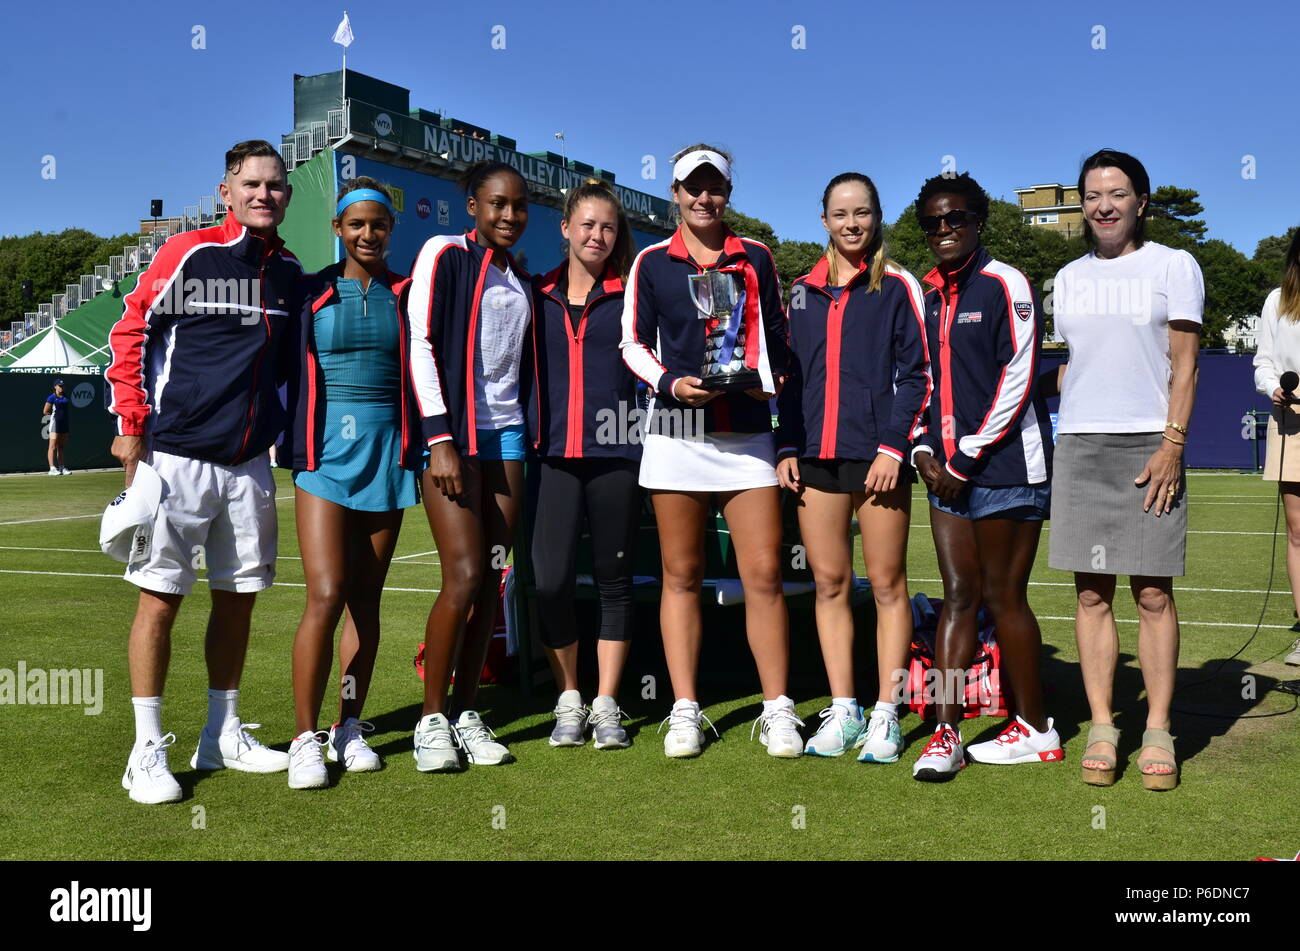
<box><xmin>105</xmin><ymin>140</ymin><xmax>300</xmax><ymax>803</ymax></box>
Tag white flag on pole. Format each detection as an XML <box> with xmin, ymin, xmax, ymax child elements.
<box><xmin>332</xmin><ymin>12</ymin><xmax>354</xmax><ymax>48</ymax></box>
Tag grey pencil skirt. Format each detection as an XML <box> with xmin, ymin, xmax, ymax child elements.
<box><xmin>1047</xmin><ymin>432</ymin><xmax>1187</xmax><ymax>578</ymax></box>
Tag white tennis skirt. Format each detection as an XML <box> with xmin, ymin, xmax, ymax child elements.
<box><xmin>638</xmin><ymin>431</ymin><xmax>778</xmax><ymax>492</ymax></box>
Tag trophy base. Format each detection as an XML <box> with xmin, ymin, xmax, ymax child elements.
<box><xmin>698</xmin><ymin>371</ymin><xmax>764</xmax><ymax>393</ymax></box>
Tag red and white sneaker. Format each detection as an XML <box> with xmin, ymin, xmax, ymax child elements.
<box><xmin>912</xmin><ymin>725</ymin><xmax>965</xmax><ymax>782</ymax></box>
<box><xmin>968</xmin><ymin>716</ymin><xmax>1065</xmax><ymax>765</ymax></box>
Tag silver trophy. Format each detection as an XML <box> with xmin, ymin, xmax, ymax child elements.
<box><xmin>688</xmin><ymin>270</ymin><xmax>762</xmax><ymax>392</ymax></box>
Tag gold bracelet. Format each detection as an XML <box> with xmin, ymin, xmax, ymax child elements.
<box><xmin>1162</xmin><ymin>432</ymin><xmax>1186</xmax><ymax>446</ymax></box>
<box><xmin>1166</xmin><ymin>421</ymin><xmax>1188</xmax><ymax>435</ymax></box>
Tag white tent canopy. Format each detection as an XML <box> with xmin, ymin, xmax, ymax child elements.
<box><xmin>8</xmin><ymin>326</ymin><xmax>95</xmax><ymax>371</ymax></box>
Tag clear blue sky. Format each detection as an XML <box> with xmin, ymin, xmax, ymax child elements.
<box><xmin>3</xmin><ymin>0</ymin><xmax>1297</xmax><ymax>255</ymax></box>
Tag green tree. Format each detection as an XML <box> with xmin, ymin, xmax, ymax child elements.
<box><xmin>722</xmin><ymin>208</ymin><xmax>777</xmax><ymax>248</ymax></box>
<box><xmin>882</xmin><ymin>203</ymin><xmax>930</xmax><ymax>280</ymax></box>
<box><xmin>1254</xmin><ymin>226</ymin><xmax>1298</xmax><ymax>290</ymax></box>
<box><xmin>1192</xmin><ymin>239</ymin><xmax>1264</xmax><ymax>348</ymax></box>
<box><xmin>1147</xmin><ymin>186</ymin><xmax>1207</xmax><ymax>243</ymax></box>
<box><xmin>0</xmin><ymin>228</ymin><xmax>140</xmax><ymax>323</ymax></box>
<box><xmin>725</xmin><ymin>207</ymin><xmax>820</xmax><ymax>294</ymax></box>
<box><xmin>772</xmin><ymin>240</ymin><xmax>823</xmax><ymax>292</ymax></box>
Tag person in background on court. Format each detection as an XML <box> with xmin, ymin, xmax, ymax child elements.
<box><xmin>1252</xmin><ymin>226</ymin><xmax>1300</xmax><ymax>666</ymax></box>
<box><xmin>1046</xmin><ymin>149</ymin><xmax>1203</xmax><ymax>790</ymax></box>
<box><xmin>43</xmin><ymin>378</ymin><xmax>71</xmax><ymax>475</ymax></box>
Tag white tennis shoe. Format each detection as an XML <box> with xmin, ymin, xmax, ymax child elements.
<box><xmin>122</xmin><ymin>733</ymin><xmax>183</xmax><ymax>804</ymax></box>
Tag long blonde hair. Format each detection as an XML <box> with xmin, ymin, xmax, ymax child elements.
<box><xmin>1281</xmin><ymin>228</ymin><xmax>1300</xmax><ymax>322</ymax></box>
<box><xmin>822</xmin><ymin>172</ymin><xmax>890</xmax><ymax>292</ymax></box>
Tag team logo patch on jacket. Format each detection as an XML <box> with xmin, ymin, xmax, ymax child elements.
<box><xmin>956</xmin><ymin>311</ymin><xmax>982</xmax><ymax>324</ymax></box>
<box><xmin>1015</xmin><ymin>300</ymin><xmax>1033</xmax><ymax>321</ymax></box>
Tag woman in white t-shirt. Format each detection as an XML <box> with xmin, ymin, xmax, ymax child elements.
<box><xmin>1252</xmin><ymin>227</ymin><xmax>1300</xmax><ymax>667</ymax></box>
<box><xmin>1045</xmin><ymin>149</ymin><xmax>1203</xmax><ymax>791</ymax></box>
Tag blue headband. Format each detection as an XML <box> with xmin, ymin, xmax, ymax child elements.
<box><xmin>336</xmin><ymin>189</ymin><xmax>396</xmax><ymax>217</ymax></box>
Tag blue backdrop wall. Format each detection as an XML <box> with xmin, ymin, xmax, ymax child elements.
<box><xmin>1041</xmin><ymin>351</ymin><xmax>1270</xmax><ymax>470</ymax></box>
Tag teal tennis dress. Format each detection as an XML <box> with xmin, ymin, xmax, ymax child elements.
<box><xmin>294</xmin><ymin>277</ymin><xmax>418</xmax><ymax>511</ymax></box>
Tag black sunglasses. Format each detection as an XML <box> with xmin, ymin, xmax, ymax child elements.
<box><xmin>919</xmin><ymin>210</ymin><xmax>980</xmax><ymax>235</ymax></box>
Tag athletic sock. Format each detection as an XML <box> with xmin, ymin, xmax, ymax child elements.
<box><xmin>832</xmin><ymin>697</ymin><xmax>862</xmax><ymax>720</ymax></box>
<box><xmin>132</xmin><ymin>696</ymin><xmax>163</xmax><ymax>748</ymax></box>
<box><xmin>762</xmin><ymin>694</ymin><xmax>794</xmax><ymax>713</ymax></box>
<box><xmin>873</xmin><ymin>700</ymin><xmax>899</xmax><ymax>718</ymax></box>
<box><xmin>206</xmin><ymin>688</ymin><xmax>240</xmax><ymax>736</ymax></box>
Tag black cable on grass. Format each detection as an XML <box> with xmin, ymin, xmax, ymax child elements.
<box><xmin>1173</xmin><ymin>414</ymin><xmax>1297</xmax><ymax>720</ymax></box>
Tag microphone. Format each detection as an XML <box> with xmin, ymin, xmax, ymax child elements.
<box><xmin>1282</xmin><ymin>371</ymin><xmax>1298</xmax><ymax>403</ymax></box>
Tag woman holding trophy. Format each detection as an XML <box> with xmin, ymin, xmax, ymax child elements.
<box><xmin>775</xmin><ymin>172</ymin><xmax>930</xmax><ymax>763</ymax></box>
<box><xmin>620</xmin><ymin>144</ymin><xmax>800</xmax><ymax>759</ymax></box>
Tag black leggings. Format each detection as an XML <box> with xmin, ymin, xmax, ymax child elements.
<box><xmin>531</xmin><ymin>458</ymin><xmax>641</xmax><ymax>648</ymax></box>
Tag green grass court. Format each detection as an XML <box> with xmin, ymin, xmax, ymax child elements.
<box><xmin>2</xmin><ymin>468</ymin><xmax>1297</xmax><ymax>860</ymax></box>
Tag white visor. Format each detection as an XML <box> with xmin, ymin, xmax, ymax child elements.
<box><xmin>672</xmin><ymin>150</ymin><xmax>731</xmax><ymax>184</ymax></box>
<box><xmin>100</xmin><ymin>462</ymin><xmax>163</xmax><ymax>565</ymax></box>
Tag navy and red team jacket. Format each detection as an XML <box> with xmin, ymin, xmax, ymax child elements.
<box><xmin>915</xmin><ymin>245</ymin><xmax>1052</xmax><ymax>487</ymax></box>
<box><xmin>530</xmin><ymin>262</ymin><xmax>640</xmax><ymax>461</ymax></box>
<box><xmin>406</xmin><ymin>229</ymin><xmax>541</xmax><ymax>455</ymax></box>
<box><xmin>775</xmin><ymin>256</ymin><xmax>931</xmax><ymax>463</ymax></box>
<box><xmin>620</xmin><ymin>226</ymin><xmax>789</xmax><ymax>434</ymax></box>
<box><xmin>281</xmin><ymin>262</ymin><xmax>423</xmax><ymax>472</ymax></box>
<box><xmin>106</xmin><ymin>215</ymin><xmax>302</xmax><ymax>465</ymax></box>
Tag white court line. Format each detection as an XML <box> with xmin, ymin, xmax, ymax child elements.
<box><xmin>0</xmin><ymin>568</ymin><xmax>440</xmax><ymax>595</ymax></box>
<box><xmin>0</xmin><ymin>545</ymin><xmax>101</xmax><ymax>554</ymax></box>
<box><xmin>391</xmin><ymin>549</ymin><xmax>439</xmax><ymax>561</ymax></box>
<box><xmin>908</xmin><ymin>577</ymin><xmax>1279</xmax><ymax>596</ymax></box>
<box><xmin>0</xmin><ymin>545</ymin><xmax>441</xmax><ymax>566</ymax></box>
<box><xmin>0</xmin><ymin>570</ymin><xmax>1284</xmax><ymax>628</ymax></box>
<box><xmin>908</xmin><ymin>524</ymin><xmax>1280</xmax><ymax>536</ymax></box>
<box><xmin>0</xmin><ymin>513</ymin><xmax>102</xmax><ymax>526</ymax></box>
<box><xmin>0</xmin><ymin>548</ymin><xmax>1269</xmax><ymax>594</ymax></box>
<box><xmin>0</xmin><ymin>493</ymin><xmax>297</xmax><ymax>526</ymax></box>
<box><xmin>1036</xmin><ymin>614</ymin><xmax>1293</xmax><ymax>631</ymax></box>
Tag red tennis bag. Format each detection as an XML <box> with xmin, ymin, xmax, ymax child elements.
<box><xmin>904</xmin><ymin>594</ymin><xmax>1012</xmax><ymax>720</ymax></box>
<box><xmin>415</xmin><ymin>567</ymin><xmax>513</xmax><ymax>685</ymax></box>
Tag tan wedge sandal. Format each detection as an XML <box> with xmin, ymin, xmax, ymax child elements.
<box><xmin>1081</xmin><ymin>723</ymin><xmax>1120</xmax><ymax>786</ymax></box>
<box><xmin>1137</xmin><ymin>728</ymin><xmax>1179</xmax><ymax>791</ymax></box>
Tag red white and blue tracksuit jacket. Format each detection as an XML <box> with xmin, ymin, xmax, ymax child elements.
<box><xmin>281</xmin><ymin>262</ymin><xmax>422</xmax><ymax>472</ymax></box>
<box><xmin>775</xmin><ymin>256</ymin><xmax>931</xmax><ymax>463</ymax></box>
<box><xmin>105</xmin><ymin>215</ymin><xmax>302</xmax><ymax>465</ymax></box>
<box><xmin>620</xmin><ymin>226</ymin><xmax>789</xmax><ymax>434</ymax></box>
<box><xmin>405</xmin><ymin>229</ymin><xmax>541</xmax><ymax>455</ymax></box>
<box><xmin>530</xmin><ymin>263</ymin><xmax>640</xmax><ymax>461</ymax></box>
<box><xmin>914</xmin><ymin>246</ymin><xmax>1052</xmax><ymax>487</ymax></box>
